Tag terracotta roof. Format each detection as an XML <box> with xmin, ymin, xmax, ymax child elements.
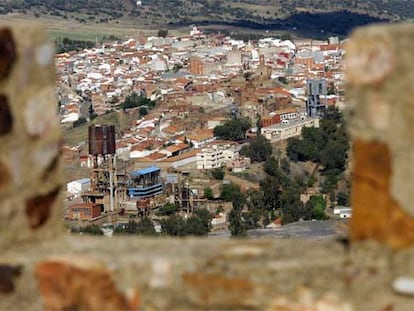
<box><xmin>162</xmin><ymin>149</ymin><xmax>199</xmax><ymax>162</ymax></box>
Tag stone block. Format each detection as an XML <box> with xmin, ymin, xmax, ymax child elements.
<box><xmin>182</xmin><ymin>272</ymin><xmax>257</xmax><ymax>309</ymax></box>
<box><xmin>346</xmin><ymin>23</ymin><xmax>414</xmax><ymax>250</ymax></box>
<box><xmin>35</xmin><ymin>257</ymin><xmax>140</xmax><ymax>311</ymax></box>
<box><xmin>0</xmin><ymin>23</ymin><xmax>63</xmax><ymax>250</ymax></box>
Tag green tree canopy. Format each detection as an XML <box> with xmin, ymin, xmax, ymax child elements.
<box><xmin>305</xmin><ymin>195</ymin><xmax>327</xmax><ymax>220</ymax></box>
<box><xmin>286</xmin><ymin>107</ymin><xmax>349</xmax><ymax>176</ymax></box>
<box><xmin>240</xmin><ymin>134</ymin><xmax>272</xmax><ymax>162</ymax></box>
<box><xmin>160</xmin><ymin>215</ymin><xmax>187</xmax><ymax>236</ymax></box>
<box><xmin>160</xmin><ymin>208</ymin><xmax>212</xmax><ymax>236</ymax></box>
<box><xmin>79</xmin><ymin>225</ymin><xmax>103</xmax><ymax>235</ymax></box>
<box><xmin>122</xmin><ymin>92</ymin><xmax>156</xmax><ymax>111</ymax></box>
<box><xmin>220</xmin><ymin>183</ymin><xmax>242</xmax><ymax>202</ymax></box>
<box><xmin>156</xmin><ymin>203</ymin><xmax>178</xmax><ymax>216</ymax></box>
<box><xmin>337</xmin><ymin>191</ymin><xmax>350</xmax><ymax>206</ymax></box>
<box><xmin>213</xmin><ymin>117</ymin><xmax>250</xmax><ymax>141</ymax></box>
<box><xmin>229</xmin><ymin>207</ymin><xmax>247</xmax><ymax>237</ymax></box>
<box><xmin>204</xmin><ymin>187</ymin><xmax>214</xmax><ymax>199</ymax></box>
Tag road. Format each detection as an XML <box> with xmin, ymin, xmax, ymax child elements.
<box><xmin>209</xmin><ymin>220</ymin><xmax>347</xmax><ymax>240</ymax></box>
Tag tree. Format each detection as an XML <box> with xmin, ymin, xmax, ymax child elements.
<box><xmin>172</xmin><ymin>63</ymin><xmax>182</xmax><ymax>73</ymax></box>
<box><xmin>185</xmin><ymin>217</ymin><xmax>208</xmax><ymax>236</ymax></box>
<box><xmin>220</xmin><ymin>183</ymin><xmax>242</xmax><ymax>202</ymax></box>
<box><xmin>124</xmin><ymin>220</ymin><xmax>139</xmax><ymax>234</ymax></box>
<box><xmin>135</xmin><ymin>217</ymin><xmax>156</xmax><ymax>235</ymax></box>
<box><xmin>286</xmin><ymin>108</ymin><xmax>349</xmax><ymax>177</ymax></box>
<box><xmin>282</xmin><ymin>200</ymin><xmax>311</xmax><ymax>224</ymax></box>
<box><xmin>213</xmin><ymin>117</ymin><xmax>250</xmax><ymax>141</ymax></box>
<box><xmin>159</xmin><ymin>209</ymin><xmax>212</xmax><ymax>236</ymax></box>
<box><xmin>264</xmin><ymin>157</ymin><xmax>280</xmax><ymax>177</ymax></box>
<box><xmin>158</xmin><ymin>29</ymin><xmax>168</xmax><ymax>37</ymax></box>
<box><xmin>73</xmin><ymin>117</ymin><xmax>87</xmax><ymax>128</ymax></box>
<box><xmin>79</xmin><ymin>225</ymin><xmax>103</xmax><ymax>235</ymax></box>
<box><xmin>280</xmin><ymin>157</ymin><xmax>290</xmax><ymax>174</ymax></box>
<box><xmin>323</xmin><ymin>106</ymin><xmax>342</xmax><ymax>123</ymax></box>
<box><xmin>240</xmin><ymin>134</ymin><xmax>272</xmax><ymax>162</ymax></box>
<box><xmin>228</xmin><ymin>207</ymin><xmax>247</xmax><ymax>237</ymax></box>
<box><xmin>88</xmin><ymin>104</ymin><xmax>97</xmax><ymax>120</ymax></box>
<box><xmin>321</xmin><ymin>174</ymin><xmax>339</xmax><ymax>194</ymax></box>
<box><xmin>193</xmin><ymin>208</ymin><xmax>213</xmax><ymax>233</ymax></box>
<box><xmin>122</xmin><ymin>92</ymin><xmax>156</xmax><ymax>111</ymax></box>
<box><xmin>281</xmin><ymin>186</ymin><xmax>312</xmax><ymax>224</ymax></box>
<box><xmin>160</xmin><ymin>215</ymin><xmax>187</xmax><ymax>236</ymax></box>
<box><xmin>260</xmin><ymin>176</ymin><xmax>281</xmax><ymax>211</ymax></box>
<box><xmin>305</xmin><ymin>195</ymin><xmax>327</xmax><ymax>220</ymax></box>
<box><xmin>211</xmin><ymin>168</ymin><xmax>224</xmax><ymax>180</ymax></box>
<box><xmin>204</xmin><ymin>187</ymin><xmax>214</xmax><ymax>199</ymax></box>
<box><xmin>337</xmin><ymin>192</ymin><xmax>350</xmax><ymax>206</ymax></box>
<box><xmin>156</xmin><ymin>203</ymin><xmax>178</xmax><ymax>216</ymax></box>
<box><xmin>139</xmin><ymin>107</ymin><xmax>148</xmax><ymax>116</ymax></box>
<box><xmin>278</xmin><ymin>76</ymin><xmax>288</xmax><ymax>84</ymax></box>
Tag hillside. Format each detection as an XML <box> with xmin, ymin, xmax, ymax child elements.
<box><xmin>1</xmin><ymin>0</ymin><xmax>412</xmax><ymax>38</ymax></box>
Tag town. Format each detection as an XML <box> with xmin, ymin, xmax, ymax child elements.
<box><xmin>60</xmin><ymin>26</ymin><xmax>350</xmax><ymax>237</ymax></box>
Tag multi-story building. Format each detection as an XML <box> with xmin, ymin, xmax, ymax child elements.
<box><xmin>306</xmin><ymin>79</ymin><xmax>328</xmax><ymax>117</ymax></box>
<box><xmin>66</xmin><ymin>203</ymin><xmax>103</xmax><ymax>221</ymax></box>
<box><xmin>189</xmin><ymin>57</ymin><xmax>205</xmax><ymax>75</ymax></box>
<box><xmin>196</xmin><ymin>142</ymin><xmax>240</xmax><ymax>170</ymax></box>
<box><xmin>261</xmin><ymin>117</ymin><xmax>320</xmax><ymax>142</ymax></box>
<box><xmin>128</xmin><ymin>166</ymin><xmax>164</xmax><ymax>199</ymax></box>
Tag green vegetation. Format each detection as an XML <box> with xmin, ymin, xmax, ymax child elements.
<box><xmin>213</xmin><ymin>117</ymin><xmax>250</xmax><ymax>141</ymax></box>
<box><xmin>225</xmin><ymin>147</ymin><xmax>334</xmax><ymax>236</ymax></box>
<box><xmin>287</xmin><ymin>106</ymin><xmax>349</xmax><ymax>175</ymax></box>
<box><xmin>114</xmin><ymin>218</ymin><xmax>156</xmax><ymax>236</ymax></box>
<box><xmin>220</xmin><ymin>183</ymin><xmax>243</xmax><ymax>202</ymax></box>
<box><xmin>287</xmin><ymin>106</ymin><xmax>349</xmax><ymax>203</ymax></box>
<box><xmin>305</xmin><ymin>195</ymin><xmax>327</xmax><ymax>220</ymax></box>
<box><xmin>73</xmin><ymin>117</ymin><xmax>87</xmax><ymax>128</ymax></box>
<box><xmin>204</xmin><ymin>187</ymin><xmax>214</xmax><ymax>199</ymax></box>
<box><xmin>211</xmin><ymin>168</ymin><xmax>224</xmax><ymax>180</ymax></box>
<box><xmin>55</xmin><ymin>37</ymin><xmax>95</xmax><ymax>54</ymax></box>
<box><xmin>160</xmin><ymin>208</ymin><xmax>212</xmax><ymax>236</ymax></box>
<box><xmin>122</xmin><ymin>92</ymin><xmax>156</xmax><ymax>111</ymax></box>
<box><xmin>337</xmin><ymin>191</ymin><xmax>350</xmax><ymax>206</ymax></box>
<box><xmin>240</xmin><ymin>134</ymin><xmax>272</xmax><ymax>162</ymax></box>
<box><xmin>157</xmin><ymin>29</ymin><xmax>168</xmax><ymax>37</ymax></box>
<box><xmin>1</xmin><ymin>0</ymin><xmax>407</xmax><ymax>40</ymax></box>
<box><xmin>78</xmin><ymin>225</ymin><xmax>103</xmax><ymax>235</ymax></box>
<box><xmin>155</xmin><ymin>203</ymin><xmax>179</xmax><ymax>217</ymax></box>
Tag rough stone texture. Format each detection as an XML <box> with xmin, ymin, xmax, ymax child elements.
<box><xmin>1</xmin><ymin>237</ymin><xmax>414</xmax><ymax>310</ymax></box>
<box><xmin>0</xmin><ymin>23</ymin><xmax>63</xmax><ymax>251</ymax></box>
<box><xmin>346</xmin><ymin>24</ymin><xmax>414</xmax><ymax>250</ymax></box>
<box><xmin>36</xmin><ymin>257</ymin><xmax>139</xmax><ymax>311</ymax></box>
<box><xmin>0</xmin><ymin>28</ymin><xmax>16</xmax><ymax>81</ymax></box>
<box><xmin>0</xmin><ymin>264</ymin><xmax>22</xmax><ymax>294</ymax></box>
<box><xmin>351</xmin><ymin>140</ymin><xmax>414</xmax><ymax>249</ymax></box>
<box><xmin>0</xmin><ymin>95</ymin><xmax>13</xmax><ymax>136</ymax></box>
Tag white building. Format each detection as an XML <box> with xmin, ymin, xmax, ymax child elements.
<box><xmin>334</xmin><ymin>206</ymin><xmax>352</xmax><ymax>219</ymax></box>
<box><xmin>196</xmin><ymin>143</ymin><xmax>239</xmax><ymax>170</ymax></box>
<box><xmin>261</xmin><ymin>117</ymin><xmax>320</xmax><ymax>142</ymax></box>
<box><xmin>67</xmin><ymin>178</ymin><xmax>91</xmax><ymax>197</ymax></box>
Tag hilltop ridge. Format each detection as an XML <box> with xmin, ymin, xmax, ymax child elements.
<box><xmin>0</xmin><ymin>1</ymin><xmax>411</xmax><ymax>39</ymax></box>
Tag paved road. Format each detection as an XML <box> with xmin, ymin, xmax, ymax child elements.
<box><xmin>209</xmin><ymin>220</ymin><xmax>347</xmax><ymax>240</ymax></box>
<box><xmin>248</xmin><ymin>220</ymin><xmax>346</xmax><ymax>239</ymax></box>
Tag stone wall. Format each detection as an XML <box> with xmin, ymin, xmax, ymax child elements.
<box><xmin>0</xmin><ymin>22</ymin><xmax>63</xmax><ymax>252</ymax></box>
<box><xmin>1</xmin><ymin>22</ymin><xmax>414</xmax><ymax>311</ymax></box>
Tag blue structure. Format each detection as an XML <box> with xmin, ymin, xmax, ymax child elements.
<box><xmin>128</xmin><ymin>166</ymin><xmax>163</xmax><ymax>199</ymax></box>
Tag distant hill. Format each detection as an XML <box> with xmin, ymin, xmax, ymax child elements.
<box><xmin>1</xmin><ymin>0</ymin><xmax>412</xmax><ymax>37</ymax></box>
